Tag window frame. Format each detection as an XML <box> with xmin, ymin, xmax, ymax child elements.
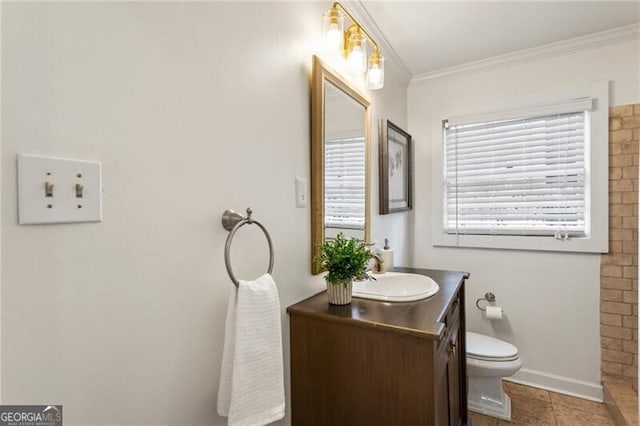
<box><xmin>431</xmin><ymin>81</ymin><xmax>609</xmax><ymax>253</ymax></box>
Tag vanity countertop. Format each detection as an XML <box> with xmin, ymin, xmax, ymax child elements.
<box><xmin>287</xmin><ymin>267</ymin><xmax>469</xmax><ymax>341</ymax></box>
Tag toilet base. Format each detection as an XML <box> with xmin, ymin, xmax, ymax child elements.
<box><xmin>467</xmin><ymin>376</ymin><xmax>512</xmax><ymax>421</ymax></box>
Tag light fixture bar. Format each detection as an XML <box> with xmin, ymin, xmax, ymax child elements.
<box><xmin>323</xmin><ymin>1</ymin><xmax>385</xmax><ymax>89</ymax></box>
<box><xmin>331</xmin><ymin>2</ymin><xmax>380</xmax><ymax>54</ymax></box>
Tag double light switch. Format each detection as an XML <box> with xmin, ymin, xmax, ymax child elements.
<box><xmin>17</xmin><ymin>154</ymin><xmax>102</xmax><ymax>225</ymax></box>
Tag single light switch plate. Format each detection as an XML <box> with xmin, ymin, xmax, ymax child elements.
<box><xmin>18</xmin><ymin>154</ymin><xmax>102</xmax><ymax>225</ymax></box>
<box><xmin>295</xmin><ymin>177</ymin><xmax>308</xmax><ymax>208</ymax></box>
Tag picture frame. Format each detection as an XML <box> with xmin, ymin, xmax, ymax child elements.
<box><xmin>379</xmin><ymin>119</ymin><xmax>412</xmax><ymax>214</ymax></box>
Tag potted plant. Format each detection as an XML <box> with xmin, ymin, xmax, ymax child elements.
<box><xmin>316</xmin><ymin>233</ymin><xmax>374</xmax><ymax>305</ymax></box>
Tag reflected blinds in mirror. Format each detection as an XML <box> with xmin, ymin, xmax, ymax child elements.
<box><xmin>324</xmin><ymin>136</ymin><xmax>366</xmax><ymax>230</ymax></box>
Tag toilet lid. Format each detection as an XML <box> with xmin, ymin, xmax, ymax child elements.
<box><xmin>466</xmin><ymin>332</ymin><xmax>519</xmax><ymax>360</ymax></box>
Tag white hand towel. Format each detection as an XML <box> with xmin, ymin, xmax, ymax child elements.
<box><xmin>217</xmin><ymin>273</ymin><xmax>285</xmax><ymax>426</ymax></box>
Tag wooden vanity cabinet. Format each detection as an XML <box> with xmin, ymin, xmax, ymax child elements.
<box><xmin>287</xmin><ymin>268</ymin><xmax>469</xmax><ymax>426</ymax></box>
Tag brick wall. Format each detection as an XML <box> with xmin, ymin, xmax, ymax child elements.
<box><xmin>601</xmin><ymin>104</ymin><xmax>640</xmax><ymax>390</ymax></box>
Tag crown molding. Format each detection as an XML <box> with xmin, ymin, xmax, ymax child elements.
<box><xmin>344</xmin><ymin>1</ymin><xmax>413</xmax><ymax>85</ymax></box>
<box><xmin>411</xmin><ymin>23</ymin><xmax>640</xmax><ymax>85</ymax></box>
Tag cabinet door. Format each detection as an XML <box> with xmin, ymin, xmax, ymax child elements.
<box><xmin>440</xmin><ymin>294</ymin><xmax>462</xmax><ymax>426</ymax></box>
<box><xmin>447</xmin><ymin>318</ymin><xmax>461</xmax><ymax>425</ymax></box>
<box><xmin>435</xmin><ymin>341</ymin><xmax>450</xmax><ymax>426</ymax></box>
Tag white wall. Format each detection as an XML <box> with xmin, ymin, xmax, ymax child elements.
<box><xmin>370</xmin><ymin>75</ymin><xmax>410</xmax><ymax>262</ymax></box>
<box><xmin>408</xmin><ymin>39</ymin><xmax>640</xmax><ymax>399</ymax></box>
<box><xmin>1</xmin><ymin>3</ymin><xmax>409</xmax><ymax>425</ymax></box>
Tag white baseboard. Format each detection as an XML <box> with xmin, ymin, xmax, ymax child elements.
<box><xmin>505</xmin><ymin>368</ymin><xmax>604</xmax><ymax>402</ymax></box>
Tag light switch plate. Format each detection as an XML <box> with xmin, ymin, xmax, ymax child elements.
<box><xmin>295</xmin><ymin>177</ymin><xmax>308</xmax><ymax>208</ymax></box>
<box><xmin>18</xmin><ymin>154</ymin><xmax>102</xmax><ymax>225</ymax></box>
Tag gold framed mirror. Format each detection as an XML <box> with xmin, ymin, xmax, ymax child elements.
<box><xmin>311</xmin><ymin>55</ymin><xmax>371</xmax><ymax>275</ymax></box>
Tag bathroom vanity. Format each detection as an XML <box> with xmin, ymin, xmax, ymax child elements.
<box><xmin>287</xmin><ymin>268</ymin><xmax>469</xmax><ymax>426</ymax></box>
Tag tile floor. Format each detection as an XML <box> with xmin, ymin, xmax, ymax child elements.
<box><xmin>468</xmin><ymin>381</ymin><xmax>618</xmax><ymax>425</ymax></box>
<box><xmin>605</xmin><ymin>382</ymin><xmax>639</xmax><ymax>426</ymax></box>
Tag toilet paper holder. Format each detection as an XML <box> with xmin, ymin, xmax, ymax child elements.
<box><xmin>476</xmin><ymin>292</ymin><xmax>502</xmax><ymax>312</ymax></box>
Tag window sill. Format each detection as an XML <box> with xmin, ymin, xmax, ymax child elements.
<box><xmin>432</xmin><ymin>232</ymin><xmax>608</xmax><ymax>254</ymax></box>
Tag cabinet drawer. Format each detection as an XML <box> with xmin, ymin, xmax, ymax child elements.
<box><xmin>439</xmin><ymin>293</ymin><xmax>460</xmax><ymax>352</ymax></box>
<box><xmin>442</xmin><ymin>292</ymin><xmax>461</xmax><ymax>329</ymax></box>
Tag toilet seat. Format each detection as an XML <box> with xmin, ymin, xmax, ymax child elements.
<box><xmin>466</xmin><ymin>332</ymin><xmax>519</xmax><ymax>362</ymax></box>
<box><xmin>468</xmin><ymin>353</ymin><xmax>519</xmax><ymax>362</ymax></box>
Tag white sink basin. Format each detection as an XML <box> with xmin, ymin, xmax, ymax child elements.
<box><xmin>352</xmin><ymin>272</ymin><xmax>439</xmax><ymax>302</ymax></box>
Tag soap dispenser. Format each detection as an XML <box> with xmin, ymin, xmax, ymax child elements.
<box><xmin>381</xmin><ymin>238</ymin><xmax>394</xmax><ymax>271</ymax></box>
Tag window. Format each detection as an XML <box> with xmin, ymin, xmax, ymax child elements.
<box><xmin>324</xmin><ymin>136</ymin><xmax>365</xmax><ymax>230</ymax></box>
<box><xmin>433</xmin><ymin>83</ymin><xmax>609</xmax><ymax>254</ymax></box>
<box><xmin>444</xmin><ymin>110</ymin><xmax>589</xmax><ymax>237</ymax></box>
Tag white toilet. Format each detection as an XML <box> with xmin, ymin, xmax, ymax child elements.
<box><xmin>466</xmin><ymin>332</ymin><xmax>522</xmax><ymax>421</ymax></box>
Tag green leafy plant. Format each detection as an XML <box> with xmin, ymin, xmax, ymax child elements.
<box><xmin>316</xmin><ymin>233</ymin><xmax>374</xmax><ymax>286</ymax></box>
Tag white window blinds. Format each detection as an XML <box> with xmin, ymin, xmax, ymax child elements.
<box><xmin>444</xmin><ymin>109</ymin><xmax>590</xmax><ymax>237</ymax></box>
<box><xmin>325</xmin><ymin>136</ymin><xmax>365</xmax><ymax>230</ymax></box>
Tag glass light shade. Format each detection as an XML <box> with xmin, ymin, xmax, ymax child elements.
<box><xmin>347</xmin><ymin>32</ymin><xmax>367</xmax><ymax>75</ymax></box>
<box><xmin>322</xmin><ymin>8</ymin><xmax>344</xmax><ymax>57</ymax></box>
<box><xmin>367</xmin><ymin>52</ymin><xmax>385</xmax><ymax>89</ymax></box>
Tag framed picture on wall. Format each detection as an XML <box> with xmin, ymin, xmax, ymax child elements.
<box><xmin>379</xmin><ymin>119</ymin><xmax>413</xmax><ymax>214</ymax></box>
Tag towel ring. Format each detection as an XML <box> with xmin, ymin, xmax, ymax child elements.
<box><xmin>222</xmin><ymin>207</ymin><xmax>274</xmax><ymax>287</ymax></box>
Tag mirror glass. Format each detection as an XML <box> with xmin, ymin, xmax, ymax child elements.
<box><xmin>311</xmin><ymin>56</ymin><xmax>370</xmax><ymax>274</ymax></box>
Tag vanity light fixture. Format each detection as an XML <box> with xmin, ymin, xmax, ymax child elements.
<box><xmin>322</xmin><ymin>2</ymin><xmax>385</xmax><ymax>90</ymax></box>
